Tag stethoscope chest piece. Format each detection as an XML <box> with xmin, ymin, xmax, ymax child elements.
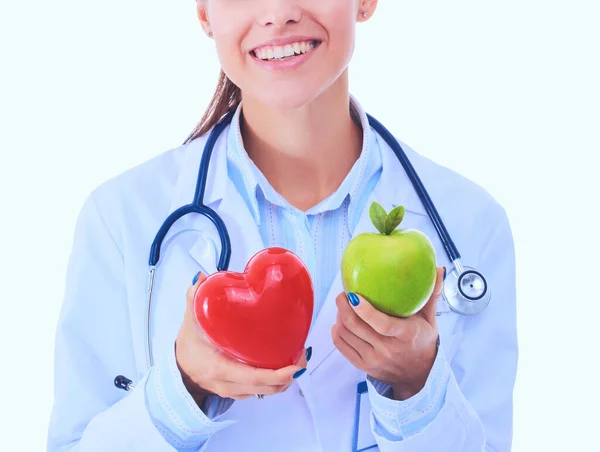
<box><xmin>443</xmin><ymin>266</ymin><xmax>491</xmax><ymax>315</ymax></box>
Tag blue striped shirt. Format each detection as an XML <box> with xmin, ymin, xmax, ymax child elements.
<box><xmin>225</xmin><ymin>97</ymin><xmax>382</xmax><ymax>323</ymax></box>
<box><xmin>145</xmin><ymin>95</ymin><xmax>449</xmax><ymax>449</ymax></box>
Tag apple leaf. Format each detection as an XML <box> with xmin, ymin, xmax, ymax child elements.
<box><xmin>384</xmin><ymin>205</ymin><xmax>405</xmax><ymax>235</ymax></box>
<box><xmin>369</xmin><ymin>202</ymin><xmax>387</xmax><ymax>234</ymax></box>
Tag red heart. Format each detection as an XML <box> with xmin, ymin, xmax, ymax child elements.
<box><xmin>194</xmin><ymin>247</ymin><xmax>314</xmax><ymax>369</ymax></box>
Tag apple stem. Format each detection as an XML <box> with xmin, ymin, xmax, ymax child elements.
<box><xmin>369</xmin><ymin>202</ymin><xmax>406</xmax><ymax>235</ymax></box>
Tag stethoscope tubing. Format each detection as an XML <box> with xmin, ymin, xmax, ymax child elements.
<box><xmin>133</xmin><ymin>109</ymin><xmax>488</xmax><ymax>379</ymax></box>
<box><xmin>148</xmin><ymin>111</ymin><xmax>235</xmax><ymax>270</ymax></box>
<box><xmin>366</xmin><ymin>113</ymin><xmax>461</xmax><ymax>262</ymax></box>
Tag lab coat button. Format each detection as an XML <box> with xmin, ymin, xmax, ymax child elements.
<box><xmin>299</xmin><ymin>388</ymin><xmax>304</xmax><ymax>397</ymax></box>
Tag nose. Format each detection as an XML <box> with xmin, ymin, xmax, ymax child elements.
<box><xmin>257</xmin><ymin>0</ymin><xmax>303</xmax><ymax>28</ymax></box>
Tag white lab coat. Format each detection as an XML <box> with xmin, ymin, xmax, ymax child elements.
<box><xmin>47</xmin><ymin>119</ymin><xmax>517</xmax><ymax>452</ymax></box>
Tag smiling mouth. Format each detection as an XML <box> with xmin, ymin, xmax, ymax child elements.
<box><xmin>250</xmin><ymin>40</ymin><xmax>322</xmax><ymax>61</ymax></box>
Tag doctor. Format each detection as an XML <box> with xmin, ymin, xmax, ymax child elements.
<box><xmin>47</xmin><ymin>0</ymin><xmax>517</xmax><ymax>451</ymax></box>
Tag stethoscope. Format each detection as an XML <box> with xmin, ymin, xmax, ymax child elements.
<box><xmin>114</xmin><ymin>109</ymin><xmax>490</xmax><ymax>392</ymax></box>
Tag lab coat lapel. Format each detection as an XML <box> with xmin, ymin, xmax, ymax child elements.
<box><xmin>179</xmin><ymin>133</ymin><xmax>264</xmax><ymax>274</ymax></box>
<box><xmin>304</xmin><ymin>189</ymin><xmax>389</xmax><ymax>375</ymax></box>
<box><xmin>185</xmin><ymin>183</ymin><xmax>264</xmax><ymax>276</ymax></box>
<box><xmin>161</xmin><ymin>132</ymin><xmax>228</xmax><ymax>249</ymax></box>
<box><xmin>158</xmin><ymin>119</ymin><xmax>263</xmax><ymax>274</ymax></box>
<box><xmin>303</xmin><ymin>133</ymin><xmax>429</xmax><ymax>375</ymax></box>
<box><xmin>204</xmin><ymin>180</ymin><xmax>265</xmax><ymax>273</ymax></box>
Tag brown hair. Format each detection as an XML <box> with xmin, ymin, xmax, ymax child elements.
<box><xmin>182</xmin><ymin>69</ymin><xmax>242</xmax><ymax>145</ymax></box>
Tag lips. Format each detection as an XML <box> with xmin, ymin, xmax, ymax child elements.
<box><xmin>251</xmin><ymin>40</ymin><xmax>322</xmax><ymax>61</ymax></box>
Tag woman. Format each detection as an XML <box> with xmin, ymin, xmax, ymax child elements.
<box><xmin>48</xmin><ymin>1</ymin><xmax>517</xmax><ymax>451</ymax></box>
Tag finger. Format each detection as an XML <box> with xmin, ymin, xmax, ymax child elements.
<box><xmin>186</xmin><ymin>271</ymin><xmax>208</xmax><ymax>311</ymax></box>
<box><xmin>215</xmin><ymin>354</ymin><xmax>305</xmax><ymax>387</ymax></box>
<box><xmin>230</xmin><ymin>394</ymin><xmax>254</xmax><ymax>401</ymax></box>
<box><xmin>221</xmin><ymin>381</ymin><xmax>290</xmax><ymax>398</ymax></box>
<box><xmin>184</xmin><ymin>272</ymin><xmax>209</xmax><ymax>340</ymax></box>
<box><xmin>205</xmin><ymin>381</ymin><xmax>252</xmax><ymax>400</ymax></box>
<box><xmin>335</xmin><ymin>320</ymin><xmax>374</xmax><ymax>360</ymax></box>
<box><xmin>294</xmin><ymin>347</ymin><xmax>309</xmax><ymax>369</ymax></box>
<box><xmin>223</xmin><ymin>379</ymin><xmax>292</xmax><ymax>401</ymax></box>
<box><xmin>420</xmin><ymin>267</ymin><xmax>445</xmax><ymax>325</ymax></box>
<box><xmin>345</xmin><ymin>292</ymin><xmax>405</xmax><ymax>337</ymax></box>
<box><xmin>331</xmin><ymin>324</ymin><xmax>364</xmax><ymax>369</ymax></box>
<box><xmin>335</xmin><ymin>293</ymin><xmax>381</xmax><ymax>346</ymax></box>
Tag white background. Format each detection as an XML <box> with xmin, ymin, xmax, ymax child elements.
<box><xmin>1</xmin><ymin>0</ymin><xmax>599</xmax><ymax>450</ymax></box>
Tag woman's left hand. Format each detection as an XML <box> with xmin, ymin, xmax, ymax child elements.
<box><xmin>332</xmin><ymin>267</ymin><xmax>445</xmax><ymax>401</ymax></box>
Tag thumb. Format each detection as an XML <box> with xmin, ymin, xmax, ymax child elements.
<box><xmin>184</xmin><ymin>271</ymin><xmax>210</xmax><ymax>340</ymax></box>
<box><xmin>420</xmin><ymin>267</ymin><xmax>445</xmax><ymax>324</ymax></box>
<box><xmin>186</xmin><ymin>271</ymin><xmax>208</xmax><ymax>311</ymax></box>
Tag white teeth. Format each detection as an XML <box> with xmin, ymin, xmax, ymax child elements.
<box><xmin>253</xmin><ymin>40</ymin><xmax>318</xmax><ymax>60</ymax></box>
<box><xmin>283</xmin><ymin>44</ymin><xmax>294</xmax><ymax>57</ymax></box>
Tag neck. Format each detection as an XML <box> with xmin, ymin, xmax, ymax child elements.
<box><xmin>239</xmin><ymin>72</ymin><xmax>363</xmax><ymax>211</ymax></box>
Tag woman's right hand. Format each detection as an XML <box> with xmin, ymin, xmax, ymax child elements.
<box><xmin>175</xmin><ymin>272</ymin><xmax>309</xmax><ymax>406</ymax></box>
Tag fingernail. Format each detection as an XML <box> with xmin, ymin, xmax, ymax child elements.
<box><xmin>443</xmin><ymin>267</ymin><xmax>447</xmax><ymax>281</ymax></box>
<box><xmin>305</xmin><ymin>346</ymin><xmax>313</xmax><ymax>362</ymax></box>
<box><xmin>192</xmin><ymin>273</ymin><xmax>199</xmax><ymax>285</ymax></box>
<box><xmin>347</xmin><ymin>293</ymin><xmax>360</xmax><ymax>307</ymax></box>
<box><xmin>293</xmin><ymin>368</ymin><xmax>307</xmax><ymax>379</ymax></box>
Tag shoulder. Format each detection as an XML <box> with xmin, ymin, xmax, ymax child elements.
<box><xmin>91</xmin><ymin>143</ymin><xmax>186</xmax><ymax>209</ymax></box>
<box><xmin>392</xmin><ymin>135</ymin><xmax>506</xmax><ymax>221</ymax></box>
<box><xmin>78</xmin><ymin>135</ymin><xmax>210</xmax><ymax>247</ymax></box>
<box><xmin>90</xmin><ymin>144</ymin><xmax>184</xmax><ymax>213</ymax></box>
<box><xmin>374</xmin><ymin>129</ymin><xmax>512</xmax><ymax>260</ymax></box>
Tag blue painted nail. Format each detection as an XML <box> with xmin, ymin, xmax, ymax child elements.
<box><xmin>293</xmin><ymin>368</ymin><xmax>307</xmax><ymax>379</ymax></box>
<box><xmin>192</xmin><ymin>273</ymin><xmax>199</xmax><ymax>285</ymax></box>
<box><xmin>347</xmin><ymin>293</ymin><xmax>360</xmax><ymax>307</ymax></box>
<box><xmin>305</xmin><ymin>346</ymin><xmax>313</xmax><ymax>362</ymax></box>
<box><xmin>443</xmin><ymin>267</ymin><xmax>447</xmax><ymax>281</ymax></box>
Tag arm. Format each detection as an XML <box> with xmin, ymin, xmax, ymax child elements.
<box><xmin>46</xmin><ymin>193</ymin><xmax>233</xmax><ymax>451</ymax></box>
<box><xmin>145</xmin><ymin>342</ymin><xmax>236</xmax><ymax>450</ymax></box>
<box><xmin>369</xmin><ymin>205</ymin><xmax>518</xmax><ymax>451</ymax></box>
<box><xmin>366</xmin><ymin>338</ymin><xmax>449</xmax><ymax>441</ymax></box>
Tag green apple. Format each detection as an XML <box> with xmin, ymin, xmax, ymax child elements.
<box><xmin>341</xmin><ymin>202</ymin><xmax>437</xmax><ymax>317</ymax></box>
